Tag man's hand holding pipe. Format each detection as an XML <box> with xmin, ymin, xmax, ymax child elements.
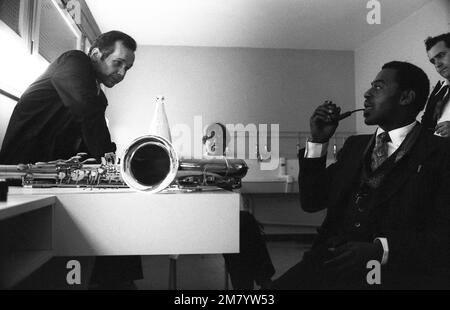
<box><xmin>310</xmin><ymin>101</ymin><xmax>341</xmax><ymax>143</ymax></box>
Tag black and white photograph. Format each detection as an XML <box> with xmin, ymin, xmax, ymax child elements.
<box><xmin>0</xmin><ymin>0</ymin><xmax>450</xmax><ymax>296</ymax></box>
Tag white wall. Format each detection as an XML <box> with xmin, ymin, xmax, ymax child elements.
<box><xmin>355</xmin><ymin>0</ymin><xmax>450</xmax><ymax>134</ymax></box>
<box><xmin>105</xmin><ymin>46</ymin><xmax>355</xmax><ymax>157</ymax></box>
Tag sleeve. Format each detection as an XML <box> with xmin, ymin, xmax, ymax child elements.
<box><xmin>50</xmin><ymin>51</ymin><xmax>115</xmax><ymax>159</ymax></box>
<box><xmin>298</xmin><ymin>137</ymin><xmax>352</xmax><ymax>213</ymax></box>
<box><xmin>373</xmin><ymin>237</ymin><xmax>389</xmax><ymax>265</ymax></box>
<box><xmin>304</xmin><ymin>141</ymin><xmax>329</xmax><ymax>158</ymax></box>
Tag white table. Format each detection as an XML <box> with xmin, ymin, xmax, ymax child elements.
<box><xmin>0</xmin><ymin>195</ymin><xmax>55</xmax><ymax>288</ymax></box>
<box><xmin>1</xmin><ymin>187</ymin><xmax>240</xmax><ymax>288</ymax></box>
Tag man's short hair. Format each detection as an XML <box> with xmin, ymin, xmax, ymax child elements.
<box><xmin>382</xmin><ymin>61</ymin><xmax>430</xmax><ymax>112</ymax></box>
<box><xmin>425</xmin><ymin>33</ymin><xmax>450</xmax><ymax>51</ymax></box>
<box><xmin>88</xmin><ymin>30</ymin><xmax>137</xmax><ymax>60</ymax></box>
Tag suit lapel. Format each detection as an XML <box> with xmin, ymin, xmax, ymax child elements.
<box><xmin>98</xmin><ymin>89</ymin><xmax>108</xmax><ymax>108</ymax></box>
<box><xmin>332</xmin><ymin>135</ymin><xmax>372</xmax><ymax>204</ymax></box>
<box><xmin>422</xmin><ymin>81</ymin><xmax>444</xmax><ymax>129</ymax></box>
<box><xmin>369</xmin><ymin>129</ymin><xmax>438</xmax><ymax>209</ymax></box>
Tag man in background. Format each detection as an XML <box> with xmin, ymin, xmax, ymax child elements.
<box><xmin>421</xmin><ymin>32</ymin><xmax>450</xmax><ymax>137</ymax></box>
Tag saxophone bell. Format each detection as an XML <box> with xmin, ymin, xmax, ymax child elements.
<box><xmin>121</xmin><ymin>135</ymin><xmax>179</xmax><ymax>193</ymax></box>
<box><xmin>121</xmin><ymin>135</ymin><xmax>248</xmax><ymax>193</ymax></box>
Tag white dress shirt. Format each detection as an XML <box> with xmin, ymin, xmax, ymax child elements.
<box><xmin>305</xmin><ymin>121</ymin><xmax>417</xmax><ymax>158</ymax></box>
<box><xmin>304</xmin><ymin>120</ymin><xmax>417</xmax><ymax>265</ymax></box>
<box><xmin>374</xmin><ymin>121</ymin><xmax>417</xmax><ymax>157</ymax></box>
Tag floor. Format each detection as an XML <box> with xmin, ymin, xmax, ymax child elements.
<box><xmin>14</xmin><ymin>239</ymin><xmax>312</xmax><ymax>290</ymax></box>
<box><xmin>137</xmin><ymin>240</ymin><xmax>311</xmax><ymax>290</ymax></box>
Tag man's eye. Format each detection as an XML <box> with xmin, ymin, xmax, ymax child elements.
<box><xmin>436</xmin><ymin>52</ymin><xmax>446</xmax><ymax>60</ymax></box>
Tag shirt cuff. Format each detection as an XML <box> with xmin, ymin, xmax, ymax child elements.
<box><xmin>304</xmin><ymin>140</ymin><xmax>329</xmax><ymax>158</ymax></box>
<box><xmin>374</xmin><ymin>237</ymin><xmax>389</xmax><ymax>265</ymax></box>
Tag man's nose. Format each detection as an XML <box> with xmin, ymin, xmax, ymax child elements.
<box><xmin>117</xmin><ymin>67</ymin><xmax>126</xmax><ymax>77</ymax></box>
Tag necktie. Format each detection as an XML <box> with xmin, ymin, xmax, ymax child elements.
<box><xmin>433</xmin><ymin>85</ymin><xmax>450</xmax><ymax>122</ymax></box>
<box><xmin>371</xmin><ymin>132</ymin><xmax>391</xmax><ymax>171</ymax></box>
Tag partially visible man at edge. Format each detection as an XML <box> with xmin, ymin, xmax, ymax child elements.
<box><xmin>0</xmin><ymin>30</ymin><xmax>142</xmax><ymax>289</ymax></box>
<box><xmin>421</xmin><ymin>32</ymin><xmax>450</xmax><ymax>137</ymax></box>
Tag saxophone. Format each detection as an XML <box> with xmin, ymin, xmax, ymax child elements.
<box><xmin>0</xmin><ymin>135</ymin><xmax>248</xmax><ymax>193</ymax></box>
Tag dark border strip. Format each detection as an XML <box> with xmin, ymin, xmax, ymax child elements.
<box><xmin>0</xmin><ymin>88</ymin><xmax>20</xmax><ymax>102</ymax></box>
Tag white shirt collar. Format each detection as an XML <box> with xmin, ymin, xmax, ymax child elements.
<box><xmin>376</xmin><ymin>121</ymin><xmax>417</xmax><ymax>149</ymax></box>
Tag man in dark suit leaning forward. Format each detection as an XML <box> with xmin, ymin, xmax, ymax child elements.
<box><xmin>272</xmin><ymin>61</ymin><xmax>450</xmax><ymax>289</ymax></box>
<box><xmin>0</xmin><ymin>30</ymin><xmax>143</xmax><ymax>289</ymax></box>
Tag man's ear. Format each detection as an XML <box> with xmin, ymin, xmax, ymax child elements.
<box><xmin>90</xmin><ymin>47</ymin><xmax>102</xmax><ymax>61</ymax></box>
<box><xmin>399</xmin><ymin>90</ymin><xmax>416</xmax><ymax>106</ymax></box>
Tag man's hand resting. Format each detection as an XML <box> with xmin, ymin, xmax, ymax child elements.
<box><xmin>324</xmin><ymin>241</ymin><xmax>383</xmax><ymax>276</ymax></box>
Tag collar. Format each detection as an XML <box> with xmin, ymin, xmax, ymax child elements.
<box><xmin>96</xmin><ymin>80</ymin><xmax>101</xmax><ymax>95</ymax></box>
<box><xmin>375</xmin><ymin>121</ymin><xmax>417</xmax><ymax>149</ymax></box>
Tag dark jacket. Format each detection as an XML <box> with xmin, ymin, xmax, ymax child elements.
<box><xmin>421</xmin><ymin>81</ymin><xmax>449</xmax><ymax>131</ymax></box>
<box><xmin>299</xmin><ymin>127</ymin><xmax>450</xmax><ymax>287</ymax></box>
<box><xmin>0</xmin><ymin>50</ymin><xmax>115</xmax><ymax>164</ymax></box>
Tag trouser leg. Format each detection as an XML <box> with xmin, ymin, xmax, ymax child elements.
<box><xmin>223</xmin><ymin>211</ymin><xmax>275</xmax><ymax>289</ymax></box>
<box><xmin>90</xmin><ymin>255</ymin><xmax>143</xmax><ymax>286</ymax></box>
